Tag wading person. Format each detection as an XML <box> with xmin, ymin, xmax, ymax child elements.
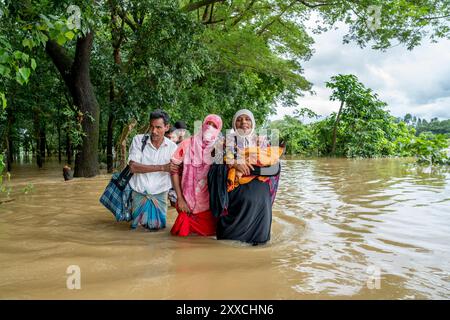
<box><xmin>170</xmin><ymin>114</ymin><xmax>223</xmax><ymax>237</ymax></box>
<box><xmin>214</xmin><ymin>109</ymin><xmax>283</xmax><ymax>245</ymax></box>
<box><xmin>63</xmin><ymin>165</ymin><xmax>73</xmax><ymax>181</ymax></box>
<box><xmin>174</xmin><ymin>120</ymin><xmax>188</xmax><ymax>144</ymax></box>
<box><xmin>168</xmin><ymin>121</ymin><xmax>188</xmax><ymax>206</ymax></box>
<box><xmin>128</xmin><ymin>109</ymin><xmax>177</xmax><ymax>230</ymax></box>
<box><xmin>165</xmin><ymin>126</ymin><xmax>178</xmax><ymax>143</ymax></box>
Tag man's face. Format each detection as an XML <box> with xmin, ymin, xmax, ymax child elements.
<box><xmin>150</xmin><ymin>118</ymin><xmax>169</xmax><ymax>143</ymax></box>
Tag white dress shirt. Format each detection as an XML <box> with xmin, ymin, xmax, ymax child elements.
<box><xmin>128</xmin><ymin>135</ymin><xmax>177</xmax><ymax>195</ymax></box>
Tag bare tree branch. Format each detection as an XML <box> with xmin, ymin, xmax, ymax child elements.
<box><xmin>117</xmin><ymin>9</ymin><xmax>137</xmax><ymax>32</ymax></box>
<box><xmin>296</xmin><ymin>0</ymin><xmax>338</xmax><ymax>8</ymax></box>
<box><xmin>257</xmin><ymin>1</ymin><xmax>297</xmax><ymax>36</ymax></box>
<box><xmin>182</xmin><ymin>0</ymin><xmax>225</xmax><ymax>12</ymax></box>
<box><xmin>45</xmin><ymin>40</ymin><xmax>74</xmax><ymax>85</ymax></box>
<box><xmin>231</xmin><ymin>0</ymin><xmax>256</xmax><ymax>27</ymax></box>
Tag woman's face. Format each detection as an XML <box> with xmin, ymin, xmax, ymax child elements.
<box><xmin>203</xmin><ymin>120</ymin><xmax>218</xmax><ymax>141</ymax></box>
<box><xmin>235</xmin><ymin>115</ymin><xmax>253</xmax><ymax>135</ymax></box>
<box><xmin>205</xmin><ymin>120</ymin><xmax>218</xmax><ymax>130</ymax></box>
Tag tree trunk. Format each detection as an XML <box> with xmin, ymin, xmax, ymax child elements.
<box><xmin>331</xmin><ymin>100</ymin><xmax>345</xmax><ymax>155</ymax></box>
<box><xmin>72</xmin><ymin>71</ymin><xmax>100</xmax><ymax>177</ymax></box>
<box><xmin>107</xmin><ymin>78</ymin><xmax>116</xmax><ymax>174</ymax></box>
<box><xmin>5</xmin><ymin>136</ymin><xmax>12</xmax><ymax>172</ymax></box>
<box><xmin>66</xmin><ymin>130</ymin><xmax>72</xmax><ymax>165</ymax></box>
<box><xmin>24</xmin><ymin>139</ymin><xmax>29</xmax><ymax>158</ymax></box>
<box><xmin>39</xmin><ymin>125</ymin><xmax>46</xmax><ymax>165</ymax></box>
<box><xmin>107</xmin><ymin>111</ymin><xmax>114</xmax><ymax>173</ymax></box>
<box><xmin>116</xmin><ymin>120</ymin><xmax>137</xmax><ymax>170</ymax></box>
<box><xmin>34</xmin><ymin>113</ymin><xmax>43</xmax><ymax>169</ymax></box>
<box><xmin>46</xmin><ymin>142</ymin><xmax>51</xmax><ymax>158</ymax></box>
<box><xmin>5</xmin><ymin>106</ymin><xmax>14</xmax><ymax>171</ymax></box>
<box><xmin>46</xmin><ymin>134</ymin><xmax>51</xmax><ymax>158</ymax></box>
<box><xmin>57</xmin><ymin>105</ymin><xmax>62</xmax><ymax>163</ymax></box>
<box><xmin>46</xmin><ymin>32</ymin><xmax>99</xmax><ymax>177</ymax></box>
<box><xmin>106</xmin><ymin>7</ymin><xmax>124</xmax><ymax>174</ymax></box>
<box><xmin>7</xmin><ymin>137</ymin><xmax>13</xmax><ymax>167</ymax></box>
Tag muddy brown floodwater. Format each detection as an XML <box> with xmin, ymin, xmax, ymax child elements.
<box><xmin>0</xmin><ymin>157</ymin><xmax>449</xmax><ymax>299</ymax></box>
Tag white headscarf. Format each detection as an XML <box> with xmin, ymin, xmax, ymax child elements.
<box><xmin>227</xmin><ymin>109</ymin><xmax>259</xmax><ymax>150</ymax></box>
<box><xmin>232</xmin><ymin>109</ymin><xmax>256</xmax><ymax>138</ymax></box>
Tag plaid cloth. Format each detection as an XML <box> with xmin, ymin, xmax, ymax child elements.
<box><xmin>130</xmin><ymin>190</ymin><xmax>168</xmax><ymax>230</ymax></box>
<box><xmin>99</xmin><ymin>172</ymin><xmax>133</xmax><ymax>222</ymax></box>
<box><xmin>99</xmin><ymin>134</ymin><xmax>149</xmax><ymax>222</ymax></box>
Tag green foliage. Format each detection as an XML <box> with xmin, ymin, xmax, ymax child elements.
<box><xmin>0</xmin><ymin>155</ymin><xmax>12</xmax><ymax>197</ymax></box>
<box><xmin>409</xmin><ymin>132</ymin><xmax>449</xmax><ymax>165</ymax></box>
<box><xmin>270</xmin><ymin>115</ymin><xmax>317</xmax><ymax>156</ymax></box>
<box><xmin>61</xmin><ymin>106</ymin><xmax>87</xmax><ymax>149</ymax></box>
<box><xmin>0</xmin><ymin>36</ymin><xmax>36</xmax><ymax>85</ymax></box>
<box><xmin>326</xmin><ymin>74</ymin><xmax>365</xmax><ymax>104</ymax></box>
<box><xmin>2</xmin><ymin>0</ymin><xmax>450</xmax><ymax>177</ymax></box>
<box><xmin>324</xmin><ymin>74</ymin><xmax>394</xmax><ymax>157</ymax></box>
<box><xmin>172</xmin><ymin>70</ymin><xmax>290</xmax><ymax>131</ymax></box>
<box><xmin>22</xmin><ymin>182</ymin><xmax>34</xmax><ymax>194</ymax></box>
<box><xmin>269</xmin><ymin>74</ymin><xmax>449</xmax><ymax>165</ymax></box>
<box><xmin>0</xmin><ymin>92</ymin><xmax>6</xmax><ymax>109</ymax></box>
<box><xmin>391</xmin><ymin>121</ymin><xmax>416</xmax><ymax>157</ymax></box>
<box><xmin>415</xmin><ymin>118</ymin><xmax>450</xmax><ymax>136</ymax></box>
<box><xmin>316</xmin><ymin>0</ymin><xmax>450</xmax><ymax>50</ymax></box>
<box><xmin>311</xmin><ymin>116</ymin><xmax>335</xmax><ymax>156</ymax></box>
<box><xmin>0</xmin><ymin>0</ymin><xmax>86</xmax><ymax>107</ymax></box>
<box><xmin>0</xmin><ymin>153</ymin><xmax>4</xmax><ymax>176</ymax></box>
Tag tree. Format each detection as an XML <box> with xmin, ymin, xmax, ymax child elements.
<box><xmin>269</xmin><ymin>115</ymin><xmax>317</xmax><ymax>155</ymax></box>
<box><xmin>2</xmin><ymin>0</ymin><xmax>449</xmax><ymax>177</ymax></box>
<box><xmin>45</xmin><ymin>32</ymin><xmax>100</xmax><ymax>177</ymax></box>
<box><xmin>319</xmin><ymin>74</ymin><xmax>416</xmax><ymax>158</ymax></box>
<box><xmin>0</xmin><ymin>0</ymin><xmax>101</xmax><ymax>177</ymax></box>
<box><xmin>326</xmin><ymin>74</ymin><xmax>365</xmax><ymax>155</ymax></box>
<box><xmin>404</xmin><ymin>113</ymin><xmax>412</xmax><ymax>124</ymax></box>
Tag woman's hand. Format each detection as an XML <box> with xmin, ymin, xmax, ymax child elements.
<box><xmin>235</xmin><ymin>163</ymin><xmax>255</xmax><ymax>176</ymax></box>
<box><xmin>176</xmin><ymin>196</ymin><xmax>191</xmax><ymax>213</ymax></box>
<box><xmin>170</xmin><ymin>162</ymin><xmax>181</xmax><ymax>173</ymax></box>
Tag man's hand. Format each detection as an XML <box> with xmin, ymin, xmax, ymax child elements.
<box><xmin>129</xmin><ymin>161</ymin><xmax>171</xmax><ymax>173</ymax></box>
<box><xmin>161</xmin><ymin>163</ymin><xmax>171</xmax><ymax>172</ymax></box>
<box><xmin>129</xmin><ymin>161</ymin><xmax>138</xmax><ymax>173</ymax></box>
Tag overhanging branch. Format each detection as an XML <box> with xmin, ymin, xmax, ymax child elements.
<box><xmin>182</xmin><ymin>0</ymin><xmax>225</xmax><ymax>12</ymax></box>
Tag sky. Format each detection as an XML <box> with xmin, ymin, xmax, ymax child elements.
<box><xmin>272</xmin><ymin>21</ymin><xmax>450</xmax><ymax>122</ymax></box>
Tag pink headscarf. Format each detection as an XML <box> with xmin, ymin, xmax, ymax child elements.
<box><xmin>185</xmin><ymin>114</ymin><xmax>222</xmax><ymax>167</ymax></box>
<box><xmin>182</xmin><ymin>114</ymin><xmax>222</xmax><ymax>213</ymax></box>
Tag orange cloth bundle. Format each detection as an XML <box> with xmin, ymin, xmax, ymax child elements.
<box><xmin>227</xmin><ymin>146</ymin><xmax>283</xmax><ymax>192</ymax></box>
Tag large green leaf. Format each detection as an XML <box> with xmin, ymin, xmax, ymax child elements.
<box><xmin>0</xmin><ymin>92</ymin><xmax>6</xmax><ymax>109</ymax></box>
<box><xmin>0</xmin><ymin>64</ymin><xmax>11</xmax><ymax>77</ymax></box>
<box><xmin>18</xmin><ymin>67</ymin><xmax>31</xmax><ymax>83</ymax></box>
<box><xmin>65</xmin><ymin>31</ymin><xmax>75</xmax><ymax>41</ymax></box>
<box><xmin>31</xmin><ymin>58</ymin><xmax>37</xmax><ymax>70</ymax></box>
<box><xmin>56</xmin><ymin>34</ymin><xmax>67</xmax><ymax>46</ymax></box>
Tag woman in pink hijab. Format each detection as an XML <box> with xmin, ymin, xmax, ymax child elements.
<box><xmin>170</xmin><ymin>114</ymin><xmax>223</xmax><ymax>236</ymax></box>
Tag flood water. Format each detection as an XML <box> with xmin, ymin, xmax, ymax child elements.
<box><xmin>0</xmin><ymin>157</ymin><xmax>449</xmax><ymax>299</ymax></box>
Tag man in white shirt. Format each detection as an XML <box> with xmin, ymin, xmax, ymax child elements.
<box><xmin>128</xmin><ymin>109</ymin><xmax>177</xmax><ymax>230</ymax></box>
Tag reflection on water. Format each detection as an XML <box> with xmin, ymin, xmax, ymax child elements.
<box><xmin>0</xmin><ymin>158</ymin><xmax>449</xmax><ymax>299</ymax></box>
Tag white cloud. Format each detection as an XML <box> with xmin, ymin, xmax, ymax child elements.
<box><xmin>272</xmin><ymin>22</ymin><xmax>450</xmax><ymax>121</ymax></box>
